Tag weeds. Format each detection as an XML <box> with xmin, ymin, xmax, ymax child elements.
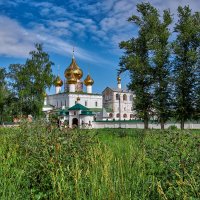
<box><xmin>0</xmin><ymin>123</ymin><xmax>199</xmax><ymax>199</ymax></box>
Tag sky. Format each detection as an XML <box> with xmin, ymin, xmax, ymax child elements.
<box><xmin>0</xmin><ymin>0</ymin><xmax>199</xmax><ymax>94</ymax></box>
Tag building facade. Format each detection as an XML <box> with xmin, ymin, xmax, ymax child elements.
<box><xmin>43</xmin><ymin>51</ymin><xmax>135</xmax><ymax>128</ymax></box>
<box><xmin>102</xmin><ymin>87</ymin><xmax>136</xmax><ymax>120</ymax></box>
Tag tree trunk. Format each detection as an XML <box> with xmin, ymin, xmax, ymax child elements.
<box><xmin>144</xmin><ymin>117</ymin><xmax>148</xmax><ymax>129</ymax></box>
<box><xmin>181</xmin><ymin>119</ymin><xmax>184</xmax><ymax>130</ymax></box>
<box><xmin>160</xmin><ymin>118</ymin><xmax>165</xmax><ymax>130</ymax></box>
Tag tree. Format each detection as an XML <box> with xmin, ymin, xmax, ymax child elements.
<box><xmin>173</xmin><ymin>6</ymin><xmax>200</xmax><ymax>129</ymax></box>
<box><xmin>150</xmin><ymin>10</ymin><xmax>172</xmax><ymax>129</ymax></box>
<box><xmin>119</xmin><ymin>3</ymin><xmax>161</xmax><ymax>129</ymax></box>
<box><xmin>0</xmin><ymin>67</ymin><xmax>8</xmax><ymax>123</ymax></box>
<box><xmin>9</xmin><ymin>44</ymin><xmax>54</xmax><ymax>118</ymax></box>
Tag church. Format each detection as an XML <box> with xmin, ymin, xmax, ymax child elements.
<box><xmin>43</xmin><ymin>51</ymin><xmax>135</xmax><ymax>128</ymax></box>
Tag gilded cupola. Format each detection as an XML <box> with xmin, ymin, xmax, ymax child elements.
<box><xmin>67</xmin><ymin>73</ymin><xmax>77</xmax><ymax>84</ymax></box>
<box><xmin>117</xmin><ymin>76</ymin><xmax>121</xmax><ymax>84</ymax></box>
<box><xmin>54</xmin><ymin>76</ymin><xmax>63</xmax><ymax>87</ymax></box>
<box><xmin>84</xmin><ymin>74</ymin><xmax>94</xmax><ymax>86</ymax></box>
<box><xmin>64</xmin><ymin>57</ymin><xmax>83</xmax><ymax>80</ymax></box>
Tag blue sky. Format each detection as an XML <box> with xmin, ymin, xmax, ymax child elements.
<box><xmin>0</xmin><ymin>0</ymin><xmax>199</xmax><ymax>94</ymax></box>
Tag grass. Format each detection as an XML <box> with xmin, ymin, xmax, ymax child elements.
<box><xmin>0</xmin><ymin>122</ymin><xmax>199</xmax><ymax>199</ymax></box>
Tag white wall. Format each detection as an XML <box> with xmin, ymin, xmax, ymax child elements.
<box><xmin>92</xmin><ymin>121</ymin><xmax>200</xmax><ymax>129</ymax></box>
<box><xmin>47</xmin><ymin>93</ymin><xmax>69</xmax><ymax>108</ymax></box>
<box><xmin>68</xmin><ymin>94</ymin><xmax>102</xmax><ymax>109</ymax></box>
<box><xmin>47</xmin><ymin>93</ymin><xmax>102</xmax><ymax>109</ymax></box>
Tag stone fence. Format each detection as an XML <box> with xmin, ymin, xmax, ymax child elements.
<box><xmin>92</xmin><ymin>121</ymin><xmax>200</xmax><ymax>129</ymax></box>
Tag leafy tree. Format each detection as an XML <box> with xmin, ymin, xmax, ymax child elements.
<box><xmin>0</xmin><ymin>67</ymin><xmax>8</xmax><ymax>123</ymax></box>
<box><xmin>173</xmin><ymin>6</ymin><xmax>200</xmax><ymax>129</ymax></box>
<box><xmin>9</xmin><ymin>44</ymin><xmax>54</xmax><ymax>118</ymax></box>
<box><xmin>194</xmin><ymin>63</ymin><xmax>200</xmax><ymax>120</ymax></box>
<box><xmin>119</xmin><ymin>3</ymin><xmax>161</xmax><ymax>129</ymax></box>
<box><xmin>149</xmin><ymin>10</ymin><xmax>172</xmax><ymax>129</ymax></box>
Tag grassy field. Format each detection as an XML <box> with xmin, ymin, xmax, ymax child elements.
<box><xmin>0</xmin><ymin>122</ymin><xmax>199</xmax><ymax>200</ymax></box>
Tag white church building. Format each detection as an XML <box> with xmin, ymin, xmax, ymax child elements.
<box><xmin>43</xmin><ymin>52</ymin><xmax>135</xmax><ymax>128</ymax></box>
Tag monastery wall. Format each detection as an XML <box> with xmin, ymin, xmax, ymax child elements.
<box><xmin>91</xmin><ymin>121</ymin><xmax>200</xmax><ymax>129</ymax></box>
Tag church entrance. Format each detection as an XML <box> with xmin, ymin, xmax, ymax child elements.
<box><xmin>72</xmin><ymin>118</ymin><xmax>78</xmax><ymax>127</ymax></box>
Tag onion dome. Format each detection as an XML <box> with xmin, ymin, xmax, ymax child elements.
<box><xmin>67</xmin><ymin>73</ymin><xmax>77</xmax><ymax>84</ymax></box>
<box><xmin>54</xmin><ymin>76</ymin><xmax>63</xmax><ymax>87</ymax></box>
<box><xmin>64</xmin><ymin>58</ymin><xmax>83</xmax><ymax>80</ymax></box>
<box><xmin>84</xmin><ymin>74</ymin><xmax>94</xmax><ymax>86</ymax></box>
<box><xmin>117</xmin><ymin>76</ymin><xmax>121</xmax><ymax>84</ymax></box>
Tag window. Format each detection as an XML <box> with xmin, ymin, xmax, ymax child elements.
<box><xmin>56</xmin><ymin>101</ymin><xmax>58</xmax><ymax>107</ymax></box>
<box><xmin>109</xmin><ymin>113</ymin><xmax>113</xmax><ymax>118</ymax></box>
<box><xmin>61</xmin><ymin>101</ymin><xmax>62</xmax><ymax>107</ymax></box>
<box><xmin>131</xmin><ymin>107</ymin><xmax>133</xmax><ymax>111</ymax></box>
<box><xmin>123</xmin><ymin>94</ymin><xmax>127</xmax><ymax>101</ymax></box>
<box><xmin>124</xmin><ymin>107</ymin><xmax>126</xmax><ymax>111</ymax></box>
<box><xmin>65</xmin><ymin>100</ymin><xmax>66</xmax><ymax>106</ymax></box>
<box><xmin>116</xmin><ymin>94</ymin><xmax>119</xmax><ymax>100</ymax></box>
<box><xmin>95</xmin><ymin>102</ymin><xmax>98</xmax><ymax>107</ymax></box>
<box><xmin>130</xmin><ymin>114</ymin><xmax>134</xmax><ymax>118</ymax></box>
<box><xmin>130</xmin><ymin>95</ymin><xmax>133</xmax><ymax>101</ymax></box>
<box><xmin>85</xmin><ymin>101</ymin><xmax>87</xmax><ymax>106</ymax></box>
<box><xmin>74</xmin><ymin>111</ymin><xmax>76</xmax><ymax>115</ymax></box>
<box><xmin>123</xmin><ymin>114</ymin><xmax>127</xmax><ymax>118</ymax></box>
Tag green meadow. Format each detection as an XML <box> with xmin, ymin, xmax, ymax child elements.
<box><xmin>0</xmin><ymin>122</ymin><xmax>199</xmax><ymax>200</ymax></box>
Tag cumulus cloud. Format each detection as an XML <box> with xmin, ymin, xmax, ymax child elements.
<box><xmin>0</xmin><ymin>15</ymin><xmax>106</xmax><ymax>63</ymax></box>
<box><xmin>0</xmin><ymin>16</ymin><xmax>33</xmax><ymax>57</ymax></box>
<box><xmin>0</xmin><ymin>0</ymin><xmax>199</xmax><ymax>59</ymax></box>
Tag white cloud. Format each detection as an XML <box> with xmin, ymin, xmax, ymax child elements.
<box><xmin>0</xmin><ymin>15</ymin><xmax>108</xmax><ymax>64</ymax></box>
<box><xmin>0</xmin><ymin>0</ymin><xmax>200</xmax><ymax>59</ymax></box>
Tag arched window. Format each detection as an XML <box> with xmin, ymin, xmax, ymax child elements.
<box><xmin>116</xmin><ymin>113</ymin><xmax>120</xmax><ymax>118</ymax></box>
<box><xmin>123</xmin><ymin>114</ymin><xmax>127</xmax><ymax>118</ymax></box>
<box><xmin>116</xmin><ymin>94</ymin><xmax>119</xmax><ymax>100</ymax></box>
<box><xmin>130</xmin><ymin>114</ymin><xmax>134</xmax><ymax>118</ymax></box>
<box><xmin>109</xmin><ymin>113</ymin><xmax>113</xmax><ymax>118</ymax></box>
<box><xmin>129</xmin><ymin>95</ymin><xmax>133</xmax><ymax>101</ymax></box>
<box><xmin>95</xmin><ymin>102</ymin><xmax>98</xmax><ymax>107</ymax></box>
<box><xmin>123</xmin><ymin>94</ymin><xmax>127</xmax><ymax>101</ymax></box>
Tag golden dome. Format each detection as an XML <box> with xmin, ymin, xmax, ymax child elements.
<box><xmin>64</xmin><ymin>58</ymin><xmax>83</xmax><ymax>80</ymax></box>
<box><xmin>84</xmin><ymin>74</ymin><xmax>94</xmax><ymax>86</ymax></box>
<box><xmin>54</xmin><ymin>76</ymin><xmax>63</xmax><ymax>87</ymax></box>
<box><xmin>117</xmin><ymin>76</ymin><xmax>121</xmax><ymax>83</ymax></box>
<box><xmin>67</xmin><ymin>73</ymin><xmax>77</xmax><ymax>84</ymax></box>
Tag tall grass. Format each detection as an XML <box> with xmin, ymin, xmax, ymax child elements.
<box><xmin>0</xmin><ymin>122</ymin><xmax>199</xmax><ymax>199</ymax></box>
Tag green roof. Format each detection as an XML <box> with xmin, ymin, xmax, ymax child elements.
<box><xmin>56</xmin><ymin>108</ymin><xmax>69</xmax><ymax>116</ymax></box>
<box><xmin>68</xmin><ymin>103</ymin><xmax>89</xmax><ymax>111</ymax></box>
<box><xmin>89</xmin><ymin>108</ymin><xmax>102</xmax><ymax>112</ymax></box>
<box><xmin>80</xmin><ymin>111</ymin><xmax>95</xmax><ymax>116</ymax></box>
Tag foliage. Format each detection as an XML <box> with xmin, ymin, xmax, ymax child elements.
<box><xmin>0</xmin><ymin>125</ymin><xmax>199</xmax><ymax>199</ymax></box>
<box><xmin>0</xmin><ymin>67</ymin><xmax>7</xmax><ymax>122</ymax></box>
<box><xmin>172</xmin><ymin>6</ymin><xmax>200</xmax><ymax>129</ymax></box>
<box><xmin>8</xmin><ymin>44</ymin><xmax>54</xmax><ymax>118</ymax></box>
<box><xmin>119</xmin><ymin>3</ymin><xmax>156</xmax><ymax>129</ymax></box>
<box><xmin>119</xmin><ymin>3</ymin><xmax>200</xmax><ymax>129</ymax></box>
<box><xmin>0</xmin><ymin>67</ymin><xmax>12</xmax><ymax>123</ymax></box>
<box><xmin>149</xmin><ymin>9</ymin><xmax>172</xmax><ymax>129</ymax></box>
